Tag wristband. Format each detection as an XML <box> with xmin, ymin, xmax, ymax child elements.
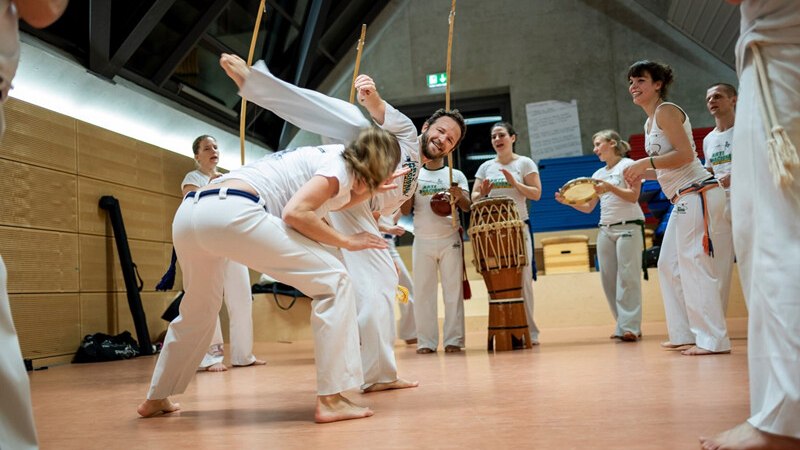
<box><xmin>649</xmin><ymin>156</ymin><xmax>656</xmax><ymax>169</ymax></box>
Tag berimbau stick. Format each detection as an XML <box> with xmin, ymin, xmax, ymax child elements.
<box><xmin>240</xmin><ymin>0</ymin><xmax>267</xmax><ymax>166</ymax></box>
<box><xmin>445</xmin><ymin>0</ymin><xmax>458</xmax><ymax>227</ymax></box>
<box><xmin>349</xmin><ymin>24</ymin><xmax>367</xmax><ymax>104</ymax></box>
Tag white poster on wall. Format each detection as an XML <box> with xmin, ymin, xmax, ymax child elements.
<box><xmin>525</xmin><ymin>100</ymin><xmax>583</xmax><ymax>161</ymax></box>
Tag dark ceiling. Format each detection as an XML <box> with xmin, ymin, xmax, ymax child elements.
<box><xmin>22</xmin><ymin>0</ymin><xmax>390</xmax><ymax>150</ymax></box>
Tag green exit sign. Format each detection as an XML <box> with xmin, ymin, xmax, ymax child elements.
<box><xmin>427</xmin><ymin>72</ymin><xmax>447</xmax><ymax>88</ymax></box>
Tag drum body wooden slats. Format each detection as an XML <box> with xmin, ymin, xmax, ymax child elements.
<box><xmin>468</xmin><ymin>197</ymin><xmax>531</xmax><ymax>351</ymax></box>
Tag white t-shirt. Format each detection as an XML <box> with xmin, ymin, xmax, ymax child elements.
<box><xmin>703</xmin><ymin>127</ymin><xmax>734</xmax><ymax>193</ymax></box>
<box><xmin>181</xmin><ymin>170</ymin><xmax>212</xmax><ymax>191</ymax></box>
<box><xmin>592</xmin><ymin>158</ymin><xmax>645</xmax><ymax>225</ymax></box>
<box><xmin>371</xmin><ymin>102</ymin><xmax>421</xmax><ymax>217</ymax></box>
<box><xmin>213</xmin><ymin>145</ymin><xmax>353</xmax><ymax>218</ymax></box>
<box><xmin>411</xmin><ymin>165</ymin><xmax>469</xmax><ymax>240</ymax></box>
<box><xmin>644</xmin><ymin>103</ymin><xmax>710</xmax><ymax>199</ymax></box>
<box><xmin>474</xmin><ymin>155</ymin><xmax>538</xmax><ymax>219</ymax></box>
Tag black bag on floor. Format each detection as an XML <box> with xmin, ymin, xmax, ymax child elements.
<box><xmin>73</xmin><ymin>331</ymin><xmax>141</xmax><ymax>363</ymax></box>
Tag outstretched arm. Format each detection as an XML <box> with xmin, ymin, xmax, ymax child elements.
<box><xmin>220</xmin><ymin>54</ymin><xmax>370</xmax><ymax>144</ymax></box>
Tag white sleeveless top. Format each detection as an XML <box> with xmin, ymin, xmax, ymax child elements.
<box><xmin>644</xmin><ymin>102</ymin><xmax>710</xmax><ymax>199</ymax></box>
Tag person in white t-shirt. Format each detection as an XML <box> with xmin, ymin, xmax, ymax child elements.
<box><xmin>700</xmin><ymin>1</ymin><xmax>800</xmax><ymax>448</ymax></box>
<box><xmin>137</xmin><ymin>125</ymin><xmax>402</xmax><ymax>423</ymax></box>
<box><xmin>702</xmin><ymin>82</ymin><xmax>737</xmax><ymax>314</ymax></box>
<box><xmin>401</xmin><ymin>157</ymin><xmax>470</xmax><ymax>353</ymax></box>
<box><xmin>623</xmin><ymin>60</ymin><xmax>732</xmax><ymax>356</ymax></box>
<box><xmin>556</xmin><ymin>129</ymin><xmax>645</xmax><ymax>342</ymax></box>
<box><xmin>471</xmin><ymin>122</ymin><xmax>542</xmax><ymax>346</ymax></box>
<box><xmin>1</xmin><ymin>2</ymin><xmax>68</xmax><ymax>449</ymax></box>
<box><xmin>179</xmin><ymin>135</ymin><xmax>265</xmax><ymax>372</ymax></box>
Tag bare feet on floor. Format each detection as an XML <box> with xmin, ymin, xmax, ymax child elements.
<box><xmin>137</xmin><ymin>398</ymin><xmax>180</xmax><ymax>418</ymax></box>
<box><xmin>233</xmin><ymin>359</ymin><xmax>267</xmax><ymax>367</ymax></box>
<box><xmin>700</xmin><ymin>421</ymin><xmax>800</xmax><ymax>450</ymax></box>
<box><xmin>620</xmin><ymin>331</ymin><xmax>639</xmax><ymax>342</ymax></box>
<box><xmin>660</xmin><ymin>341</ymin><xmax>694</xmax><ymax>349</ymax></box>
<box><xmin>444</xmin><ymin>345</ymin><xmax>462</xmax><ymax>353</ymax></box>
<box><xmin>219</xmin><ymin>53</ymin><xmax>250</xmax><ymax>90</ymax></box>
<box><xmin>416</xmin><ymin>347</ymin><xmax>435</xmax><ymax>354</ymax></box>
<box><xmin>362</xmin><ymin>378</ymin><xmax>420</xmax><ymax>393</ymax></box>
<box><xmin>315</xmin><ymin>393</ymin><xmax>373</xmax><ymax>424</ymax></box>
<box><xmin>202</xmin><ymin>362</ymin><xmax>228</xmax><ymax>372</ymax></box>
<box><xmin>681</xmin><ymin>345</ymin><xmax>731</xmax><ymax>356</ymax></box>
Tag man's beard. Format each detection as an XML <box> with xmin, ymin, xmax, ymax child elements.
<box><xmin>419</xmin><ymin>130</ymin><xmax>440</xmax><ymax>160</ymax></box>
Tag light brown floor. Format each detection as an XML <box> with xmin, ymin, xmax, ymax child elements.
<box><xmin>29</xmin><ymin>319</ymin><xmax>749</xmax><ymax>450</ymax></box>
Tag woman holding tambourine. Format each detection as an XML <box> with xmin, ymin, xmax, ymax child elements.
<box><xmin>471</xmin><ymin>121</ymin><xmax>542</xmax><ymax>345</ymax></box>
<box><xmin>555</xmin><ymin>130</ymin><xmax>645</xmax><ymax>342</ymax></box>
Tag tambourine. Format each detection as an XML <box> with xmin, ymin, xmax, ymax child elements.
<box><xmin>559</xmin><ymin>177</ymin><xmax>598</xmax><ymax>205</ymax></box>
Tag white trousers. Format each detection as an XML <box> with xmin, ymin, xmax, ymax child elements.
<box><xmin>411</xmin><ymin>234</ymin><xmax>466</xmax><ymax>350</ymax></box>
<box><xmin>386</xmin><ymin>237</ymin><xmax>416</xmax><ymax>341</ymax></box>
<box><xmin>198</xmin><ymin>261</ymin><xmax>258</xmax><ymax>368</ymax></box>
<box><xmin>522</xmin><ymin>231</ymin><xmax>539</xmax><ymax>342</ymax></box>
<box><xmin>658</xmin><ymin>186</ymin><xmax>732</xmax><ymax>352</ymax></box>
<box><xmin>596</xmin><ymin>224</ymin><xmax>643</xmax><ymax>336</ymax></box>
<box><xmin>718</xmin><ymin>197</ymin><xmax>734</xmax><ymax>314</ymax></box>
<box><xmin>328</xmin><ymin>203</ymin><xmax>399</xmax><ymax>389</ymax></box>
<box><xmin>733</xmin><ymin>43</ymin><xmax>800</xmax><ymax>438</ymax></box>
<box><xmin>148</xmin><ymin>192</ymin><xmax>362</xmax><ymax>397</ymax></box>
<box><xmin>0</xmin><ymin>256</ymin><xmax>38</xmax><ymax>449</ymax></box>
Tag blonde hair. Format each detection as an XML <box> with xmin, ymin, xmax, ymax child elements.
<box><xmin>342</xmin><ymin>127</ymin><xmax>401</xmax><ymax>192</ymax></box>
<box><xmin>592</xmin><ymin>129</ymin><xmax>630</xmax><ymax>157</ymax></box>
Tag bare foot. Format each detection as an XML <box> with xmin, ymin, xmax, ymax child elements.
<box><xmin>681</xmin><ymin>345</ymin><xmax>731</xmax><ymax>356</ymax></box>
<box><xmin>700</xmin><ymin>421</ymin><xmax>800</xmax><ymax>450</ymax></box>
<box><xmin>314</xmin><ymin>393</ymin><xmax>373</xmax><ymax>423</ymax></box>
<box><xmin>362</xmin><ymin>378</ymin><xmax>420</xmax><ymax>393</ymax></box>
<box><xmin>620</xmin><ymin>331</ymin><xmax>639</xmax><ymax>342</ymax></box>
<box><xmin>416</xmin><ymin>347</ymin><xmax>435</xmax><ymax>354</ymax></box>
<box><xmin>444</xmin><ymin>345</ymin><xmax>462</xmax><ymax>353</ymax></box>
<box><xmin>233</xmin><ymin>359</ymin><xmax>267</xmax><ymax>367</ymax></box>
<box><xmin>660</xmin><ymin>341</ymin><xmax>694</xmax><ymax>349</ymax></box>
<box><xmin>137</xmin><ymin>398</ymin><xmax>180</xmax><ymax>418</ymax></box>
<box><xmin>201</xmin><ymin>362</ymin><xmax>228</xmax><ymax>372</ymax></box>
<box><xmin>219</xmin><ymin>53</ymin><xmax>250</xmax><ymax>90</ymax></box>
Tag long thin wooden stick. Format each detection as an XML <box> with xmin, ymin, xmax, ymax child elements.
<box><xmin>349</xmin><ymin>24</ymin><xmax>367</xmax><ymax>104</ymax></box>
<box><xmin>240</xmin><ymin>0</ymin><xmax>267</xmax><ymax>166</ymax></box>
<box><xmin>445</xmin><ymin>0</ymin><xmax>458</xmax><ymax>227</ymax></box>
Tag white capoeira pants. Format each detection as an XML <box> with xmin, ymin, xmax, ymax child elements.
<box><xmin>328</xmin><ymin>203</ymin><xmax>399</xmax><ymax>389</ymax></box>
<box><xmin>522</xmin><ymin>231</ymin><xmax>539</xmax><ymax>342</ymax></box>
<box><xmin>0</xmin><ymin>256</ymin><xmax>38</xmax><ymax>450</ymax></box>
<box><xmin>733</xmin><ymin>43</ymin><xmax>800</xmax><ymax>439</ymax></box>
<box><xmin>658</xmin><ymin>186</ymin><xmax>732</xmax><ymax>352</ymax></box>
<box><xmin>386</xmin><ymin>237</ymin><xmax>416</xmax><ymax>342</ymax></box>
<box><xmin>198</xmin><ymin>261</ymin><xmax>258</xmax><ymax>368</ymax></box>
<box><xmin>412</xmin><ymin>234</ymin><xmax>465</xmax><ymax>350</ymax></box>
<box><xmin>718</xmin><ymin>197</ymin><xmax>734</xmax><ymax>314</ymax></box>
<box><xmin>596</xmin><ymin>223</ymin><xmax>643</xmax><ymax>336</ymax></box>
<box><xmin>148</xmin><ymin>191</ymin><xmax>362</xmax><ymax>398</ymax></box>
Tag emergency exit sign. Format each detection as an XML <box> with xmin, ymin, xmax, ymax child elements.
<box><xmin>427</xmin><ymin>72</ymin><xmax>447</xmax><ymax>88</ymax></box>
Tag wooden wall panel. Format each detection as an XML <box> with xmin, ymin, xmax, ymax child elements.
<box><xmin>0</xmin><ymin>227</ymin><xmax>79</xmax><ymax>293</ymax></box>
<box><xmin>9</xmin><ymin>294</ymin><xmax>81</xmax><ymax>359</ymax></box>
<box><xmin>2</xmin><ymin>98</ymin><xmax>77</xmax><ymax>172</ymax></box>
<box><xmin>79</xmin><ymin>235</ymin><xmax>169</xmax><ymax>293</ymax></box>
<box><xmin>78</xmin><ymin>177</ymin><xmax>169</xmax><ymax>241</ymax></box>
<box><xmin>80</xmin><ymin>293</ymin><xmax>116</xmax><ymax>337</ymax></box>
<box><xmin>163</xmin><ymin>196</ymin><xmax>182</xmax><ymax>242</ymax></box>
<box><xmin>0</xmin><ymin>158</ymin><xmax>78</xmax><ymax>231</ymax></box>
<box><xmin>115</xmin><ymin>291</ymin><xmax>172</xmax><ymax>343</ymax></box>
<box><xmin>76</xmin><ymin>122</ymin><xmax>163</xmax><ymax>193</ymax></box>
<box><xmin>162</xmin><ymin>150</ymin><xmax>196</xmax><ymax>196</ymax></box>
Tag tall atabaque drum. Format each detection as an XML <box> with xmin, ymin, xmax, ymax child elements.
<box><xmin>468</xmin><ymin>197</ymin><xmax>531</xmax><ymax>351</ymax></box>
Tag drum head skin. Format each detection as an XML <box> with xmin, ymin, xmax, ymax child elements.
<box><xmin>559</xmin><ymin>177</ymin><xmax>598</xmax><ymax>205</ymax></box>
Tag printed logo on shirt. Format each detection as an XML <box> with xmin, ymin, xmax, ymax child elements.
<box><xmin>452</xmin><ymin>240</ymin><xmax>461</xmax><ymax>249</ymax></box>
<box><xmin>488</xmin><ymin>177</ymin><xmax>513</xmax><ymax>189</ymax></box>
<box><xmin>402</xmin><ymin>159</ymin><xmax>419</xmax><ymax>196</ymax></box>
<box><xmin>419</xmin><ymin>183</ymin><xmax>446</xmax><ymax>197</ymax></box>
<box><xmin>708</xmin><ymin>142</ymin><xmax>732</xmax><ymax>166</ymax></box>
<box><xmin>646</xmin><ymin>140</ymin><xmax>662</xmax><ymax>156</ymax></box>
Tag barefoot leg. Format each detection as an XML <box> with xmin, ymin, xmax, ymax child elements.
<box><xmin>137</xmin><ymin>398</ymin><xmax>180</xmax><ymax>418</ymax></box>
<box><xmin>314</xmin><ymin>393</ymin><xmax>373</xmax><ymax>424</ymax></box>
<box><xmin>219</xmin><ymin>54</ymin><xmax>251</xmax><ymax>90</ymax></box>
<box><xmin>700</xmin><ymin>421</ymin><xmax>800</xmax><ymax>450</ymax></box>
<box><xmin>362</xmin><ymin>378</ymin><xmax>420</xmax><ymax>393</ymax></box>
